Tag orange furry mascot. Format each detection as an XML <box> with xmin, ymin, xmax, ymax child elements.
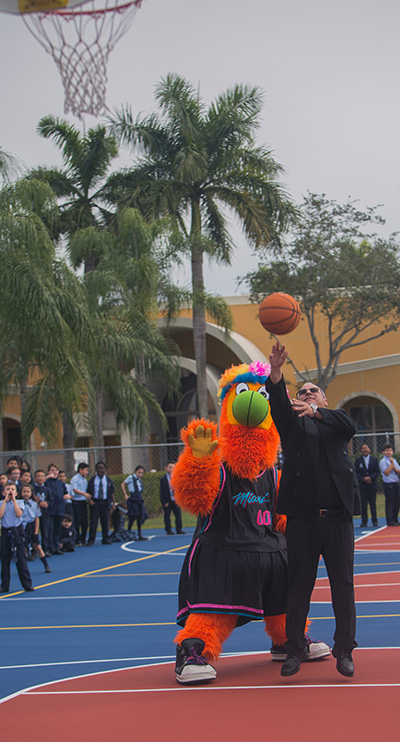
<box><xmin>171</xmin><ymin>361</ymin><xmax>329</xmax><ymax>683</ymax></box>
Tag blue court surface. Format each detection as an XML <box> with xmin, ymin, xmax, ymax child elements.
<box><xmin>1</xmin><ymin>519</ymin><xmax>399</xmax><ymax>702</ymax></box>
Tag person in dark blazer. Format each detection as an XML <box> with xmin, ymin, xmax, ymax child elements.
<box><xmin>87</xmin><ymin>461</ymin><xmax>115</xmax><ymax>545</ymax></box>
<box><xmin>266</xmin><ymin>341</ymin><xmax>360</xmax><ymax>679</ymax></box>
<box><xmin>355</xmin><ymin>443</ymin><xmax>380</xmax><ymax>527</ymax></box>
<box><xmin>159</xmin><ymin>463</ymin><xmax>185</xmax><ymax>535</ymax></box>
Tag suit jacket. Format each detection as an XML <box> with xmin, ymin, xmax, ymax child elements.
<box><xmin>354</xmin><ymin>454</ymin><xmax>380</xmax><ymax>492</ymax></box>
<box><xmin>87</xmin><ymin>475</ymin><xmax>115</xmax><ymax>508</ymax></box>
<box><xmin>266</xmin><ymin>376</ymin><xmax>360</xmax><ymax>518</ymax></box>
<box><xmin>160</xmin><ymin>474</ymin><xmax>176</xmax><ymax>506</ymax></box>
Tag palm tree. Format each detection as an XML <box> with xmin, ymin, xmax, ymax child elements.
<box><xmin>0</xmin><ymin>146</ymin><xmax>22</xmax><ymax>183</ymax></box>
<box><xmin>108</xmin><ymin>74</ymin><xmax>294</xmax><ymax>417</ymax></box>
<box><xmin>0</xmin><ymin>177</ymin><xmax>90</xmax><ymax>450</ymax></box>
<box><xmin>32</xmin><ymin>115</ymin><xmax>119</xmax><ymax>273</ymax></box>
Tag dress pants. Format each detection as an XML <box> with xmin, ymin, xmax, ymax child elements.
<box><xmin>73</xmin><ymin>500</ymin><xmax>88</xmax><ymax>544</ymax></box>
<box><xmin>163</xmin><ymin>501</ymin><xmax>183</xmax><ymax>533</ymax></box>
<box><xmin>383</xmin><ymin>482</ymin><xmax>400</xmax><ymax>524</ymax></box>
<box><xmin>285</xmin><ymin>514</ymin><xmax>356</xmax><ymax>656</ymax></box>
<box><xmin>1</xmin><ymin>525</ymin><xmax>33</xmax><ymax>590</ymax></box>
<box><xmin>360</xmin><ymin>487</ymin><xmax>377</xmax><ymax>524</ymax></box>
<box><xmin>89</xmin><ymin>499</ymin><xmax>109</xmax><ymax>542</ymax></box>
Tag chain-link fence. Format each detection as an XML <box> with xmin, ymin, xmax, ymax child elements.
<box><xmin>3</xmin><ymin>431</ymin><xmax>400</xmax><ymax>516</ymax></box>
<box><xmin>352</xmin><ymin>432</ymin><xmax>400</xmax><ymax>456</ymax></box>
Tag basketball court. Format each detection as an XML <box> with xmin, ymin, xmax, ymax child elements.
<box><xmin>1</xmin><ymin>522</ymin><xmax>399</xmax><ymax>741</ymax></box>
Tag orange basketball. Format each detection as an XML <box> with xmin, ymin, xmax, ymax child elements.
<box><xmin>258</xmin><ymin>292</ymin><xmax>301</xmax><ymax>335</ymax></box>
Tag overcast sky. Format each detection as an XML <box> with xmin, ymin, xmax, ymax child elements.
<box><xmin>1</xmin><ymin>0</ymin><xmax>399</xmax><ymax>295</ymax></box>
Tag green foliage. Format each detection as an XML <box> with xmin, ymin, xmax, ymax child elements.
<box><xmin>108</xmin><ymin>74</ymin><xmax>294</xmax><ymax>416</ymax></box>
<box><xmin>244</xmin><ymin>192</ymin><xmax>400</xmax><ymax>390</ymax></box>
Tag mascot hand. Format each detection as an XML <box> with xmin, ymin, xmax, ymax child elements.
<box><xmin>188</xmin><ymin>425</ymin><xmax>219</xmax><ymax>459</ymax></box>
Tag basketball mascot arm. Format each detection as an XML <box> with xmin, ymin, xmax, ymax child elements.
<box><xmin>272</xmin><ymin>468</ymin><xmax>287</xmax><ymax>535</ymax></box>
<box><xmin>171</xmin><ymin>419</ymin><xmax>221</xmax><ymax>516</ymax></box>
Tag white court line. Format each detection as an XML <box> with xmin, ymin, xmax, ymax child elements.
<box><xmin>120</xmin><ymin>543</ymin><xmax>185</xmax><ymax>556</ymax></box>
<box><xmin>354</xmin><ymin>525</ymin><xmax>387</xmax><ymax>543</ymax></box>
<box><xmin>0</xmin><ymin>647</ymin><xmax>398</xmax><ymax>673</ymax></box>
<box><xmin>25</xmin><ymin>683</ymin><xmax>400</xmax><ymax>694</ymax></box>
<box><xmin>2</xmin><ymin>648</ymin><xmax>400</xmax><ymax>704</ymax></box>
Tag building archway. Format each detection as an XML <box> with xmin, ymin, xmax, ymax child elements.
<box><xmin>338</xmin><ymin>391</ymin><xmax>397</xmax><ymax>455</ymax></box>
<box><xmin>2</xmin><ymin>415</ymin><xmax>22</xmax><ymax>452</ymax></box>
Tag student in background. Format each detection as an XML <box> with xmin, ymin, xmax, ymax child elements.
<box><xmin>122</xmin><ymin>465</ymin><xmax>149</xmax><ymax>541</ymax></box>
<box><xmin>0</xmin><ymin>482</ymin><xmax>34</xmax><ymax>593</ymax></box>
<box><xmin>20</xmin><ymin>484</ymin><xmax>51</xmax><ymax>574</ymax></box>
<box><xmin>70</xmin><ymin>463</ymin><xmax>90</xmax><ymax>546</ymax></box>
<box><xmin>59</xmin><ymin>513</ymin><xmax>77</xmax><ymax>552</ymax></box>
<box><xmin>33</xmin><ymin>469</ymin><xmax>52</xmax><ymax>557</ymax></box>
<box><xmin>58</xmin><ymin>471</ymin><xmax>74</xmax><ymax>516</ymax></box>
<box><xmin>46</xmin><ymin>463</ymin><xmax>68</xmax><ymax>555</ymax></box>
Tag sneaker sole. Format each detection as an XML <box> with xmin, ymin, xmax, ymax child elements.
<box><xmin>271</xmin><ymin>642</ymin><xmax>331</xmax><ymax>662</ymax></box>
<box><xmin>175</xmin><ymin>665</ymin><xmax>217</xmax><ymax>684</ymax></box>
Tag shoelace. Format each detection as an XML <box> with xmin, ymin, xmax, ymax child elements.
<box><xmin>187</xmin><ymin>649</ymin><xmax>208</xmax><ymax>665</ymax></box>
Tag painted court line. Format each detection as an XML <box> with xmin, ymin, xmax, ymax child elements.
<box><xmin>0</xmin><ymin>544</ymin><xmax>189</xmax><ymax>599</ymax></box>
<box><xmin>25</xmin><ymin>683</ymin><xmax>400</xmax><ymax>695</ymax></box>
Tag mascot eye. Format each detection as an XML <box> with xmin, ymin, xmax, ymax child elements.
<box><xmin>257</xmin><ymin>385</ymin><xmax>269</xmax><ymax>400</ymax></box>
<box><xmin>235</xmin><ymin>383</ymin><xmax>249</xmax><ymax>395</ymax></box>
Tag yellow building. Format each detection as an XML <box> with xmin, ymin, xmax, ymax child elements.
<box><xmin>2</xmin><ymin>295</ymin><xmax>399</xmax><ymax>456</ymax></box>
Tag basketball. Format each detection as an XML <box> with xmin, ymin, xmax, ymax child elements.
<box><xmin>258</xmin><ymin>292</ymin><xmax>301</xmax><ymax>335</ymax></box>
<box><xmin>232</xmin><ymin>390</ymin><xmax>268</xmax><ymax>427</ymax></box>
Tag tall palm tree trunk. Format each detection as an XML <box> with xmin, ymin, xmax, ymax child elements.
<box><xmin>62</xmin><ymin>410</ymin><xmax>75</xmax><ymax>478</ymax></box>
<box><xmin>191</xmin><ymin>202</ymin><xmax>208</xmax><ymax>419</ymax></box>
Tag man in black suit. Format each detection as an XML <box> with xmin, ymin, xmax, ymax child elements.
<box><xmin>87</xmin><ymin>461</ymin><xmax>115</xmax><ymax>545</ymax></box>
<box><xmin>160</xmin><ymin>463</ymin><xmax>185</xmax><ymax>535</ymax></box>
<box><xmin>355</xmin><ymin>443</ymin><xmax>380</xmax><ymax>527</ymax></box>
<box><xmin>266</xmin><ymin>342</ymin><xmax>360</xmax><ymax>679</ymax></box>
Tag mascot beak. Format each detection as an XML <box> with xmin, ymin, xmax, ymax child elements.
<box><xmin>231</xmin><ymin>389</ymin><xmax>269</xmax><ymax>428</ymax></box>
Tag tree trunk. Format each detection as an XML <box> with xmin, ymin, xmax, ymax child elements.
<box><xmin>20</xmin><ymin>363</ymin><xmax>30</xmax><ymax>451</ymax></box>
<box><xmin>135</xmin><ymin>358</ymin><xmax>151</xmax><ymax>470</ymax></box>
<box><xmin>190</xmin><ymin>201</ymin><xmax>208</xmax><ymax>419</ymax></box>
<box><xmin>94</xmin><ymin>386</ymin><xmax>105</xmax><ymax>461</ymax></box>
<box><xmin>62</xmin><ymin>410</ymin><xmax>75</xmax><ymax>478</ymax></box>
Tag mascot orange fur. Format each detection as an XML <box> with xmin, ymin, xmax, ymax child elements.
<box><xmin>171</xmin><ymin>361</ymin><xmax>330</xmax><ymax>683</ymax></box>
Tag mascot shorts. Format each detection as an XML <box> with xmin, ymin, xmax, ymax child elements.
<box><xmin>177</xmin><ymin>542</ymin><xmax>288</xmax><ymax>627</ymax></box>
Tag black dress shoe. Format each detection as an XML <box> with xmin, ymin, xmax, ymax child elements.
<box><xmin>86</xmin><ymin>540</ymin><xmax>94</xmax><ymax>546</ymax></box>
<box><xmin>0</xmin><ymin>586</ymin><xmax>9</xmax><ymax>593</ymax></box>
<box><xmin>138</xmin><ymin>535</ymin><xmax>149</xmax><ymax>541</ymax></box>
<box><xmin>102</xmin><ymin>539</ymin><xmax>113</xmax><ymax>544</ymax></box>
<box><xmin>360</xmin><ymin>522</ymin><xmax>367</xmax><ymax>527</ymax></box>
<box><xmin>24</xmin><ymin>586</ymin><xmax>35</xmax><ymax>592</ymax></box>
<box><xmin>281</xmin><ymin>650</ymin><xmax>307</xmax><ymax>677</ymax></box>
<box><xmin>335</xmin><ymin>651</ymin><xmax>354</xmax><ymax>677</ymax></box>
<box><xmin>372</xmin><ymin>521</ymin><xmax>379</xmax><ymax>527</ymax></box>
<box><xmin>177</xmin><ymin>530</ymin><xmax>186</xmax><ymax>535</ymax></box>
<box><xmin>166</xmin><ymin>530</ymin><xmax>174</xmax><ymax>535</ymax></box>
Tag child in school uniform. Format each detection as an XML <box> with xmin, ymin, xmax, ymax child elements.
<box><xmin>33</xmin><ymin>469</ymin><xmax>52</xmax><ymax>556</ymax></box>
<box><xmin>0</xmin><ymin>482</ymin><xmax>34</xmax><ymax>593</ymax></box>
<box><xmin>20</xmin><ymin>484</ymin><xmax>51</xmax><ymax>574</ymax></box>
<box><xmin>59</xmin><ymin>513</ymin><xmax>77</xmax><ymax>552</ymax></box>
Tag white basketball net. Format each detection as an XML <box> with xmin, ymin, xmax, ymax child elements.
<box><xmin>22</xmin><ymin>0</ymin><xmax>143</xmax><ymax>118</ymax></box>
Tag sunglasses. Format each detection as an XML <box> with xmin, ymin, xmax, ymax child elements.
<box><xmin>297</xmin><ymin>387</ymin><xmax>324</xmax><ymax>398</ymax></box>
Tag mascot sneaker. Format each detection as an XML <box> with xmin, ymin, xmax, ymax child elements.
<box><xmin>271</xmin><ymin>637</ymin><xmax>330</xmax><ymax>662</ymax></box>
<box><xmin>175</xmin><ymin>638</ymin><xmax>217</xmax><ymax>684</ymax></box>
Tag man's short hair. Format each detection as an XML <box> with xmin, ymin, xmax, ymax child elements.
<box><xmin>47</xmin><ymin>463</ymin><xmax>59</xmax><ymax>472</ymax></box>
<box><xmin>62</xmin><ymin>513</ymin><xmax>73</xmax><ymax>523</ymax></box>
<box><xmin>77</xmin><ymin>462</ymin><xmax>89</xmax><ymax>472</ymax></box>
<box><xmin>34</xmin><ymin>469</ymin><xmax>46</xmax><ymax>476</ymax></box>
<box><xmin>135</xmin><ymin>465</ymin><xmax>145</xmax><ymax>473</ymax></box>
<box><xmin>95</xmin><ymin>461</ymin><xmax>106</xmax><ymax>468</ymax></box>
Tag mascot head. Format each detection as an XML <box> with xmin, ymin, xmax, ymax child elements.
<box><xmin>217</xmin><ymin>361</ymin><xmax>280</xmax><ymax>479</ymax></box>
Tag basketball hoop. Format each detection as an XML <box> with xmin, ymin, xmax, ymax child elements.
<box><xmin>19</xmin><ymin>0</ymin><xmax>144</xmax><ymax>118</ymax></box>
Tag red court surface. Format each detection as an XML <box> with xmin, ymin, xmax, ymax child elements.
<box><xmin>313</xmin><ymin>570</ymin><xmax>400</xmax><ymax>602</ymax></box>
<box><xmin>2</xmin><ymin>526</ymin><xmax>400</xmax><ymax>742</ymax></box>
<box><xmin>3</xmin><ymin>649</ymin><xmax>400</xmax><ymax>741</ymax></box>
<box><xmin>355</xmin><ymin>525</ymin><xmax>400</xmax><ymax>551</ymax></box>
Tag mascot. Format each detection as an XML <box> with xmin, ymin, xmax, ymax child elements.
<box><xmin>171</xmin><ymin>361</ymin><xmax>330</xmax><ymax>683</ymax></box>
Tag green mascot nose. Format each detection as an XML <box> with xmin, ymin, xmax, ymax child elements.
<box><xmin>232</xmin><ymin>390</ymin><xmax>269</xmax><ymax>427</ymax></box>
